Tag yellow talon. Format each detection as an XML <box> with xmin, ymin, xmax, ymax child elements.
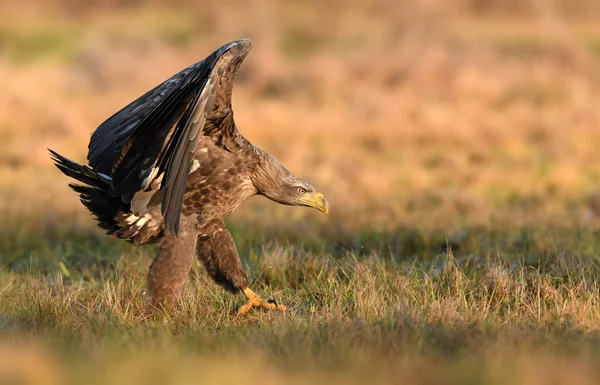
<box><xmin>237</xmin><ymin>288</ymin><xmax>287</xmax><ymax>315</ymax></box>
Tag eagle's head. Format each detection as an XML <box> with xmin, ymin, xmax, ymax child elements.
<box><xmin>251</xmin><ymin>152</ymin><xmax>329</xmax><ymax>214</ymax></box>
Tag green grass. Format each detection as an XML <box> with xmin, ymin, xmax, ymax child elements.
<box><xmin>1</xmin><ymin>225</ymin><xmax>600</xmax><ymax>384</ymax></box>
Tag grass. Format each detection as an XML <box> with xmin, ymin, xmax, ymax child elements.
<box><xmin>2</xmin><ymin>0</ymin><xmax>600</xmax><ymax>384</ymax></box>
<box><xmin>1</xmin><ymin>224</ymin><xmax>600</xmax><ymax>384</ymax></box>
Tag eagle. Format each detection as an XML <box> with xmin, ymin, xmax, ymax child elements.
<box><xmin>49</xmin><ymin>39</ymin><xmax>329</xmax><ymax>314</ymax></box>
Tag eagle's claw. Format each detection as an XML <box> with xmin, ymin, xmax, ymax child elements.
<box><xmin>237</xmin><ymin>288</ymin><xmax>287</xmax><ymax>315</ymax></box>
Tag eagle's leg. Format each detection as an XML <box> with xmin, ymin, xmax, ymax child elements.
<box><xmin>147</xmin><ymin>215</ymin><xmax>198</xmax><ymax>310</ymax></box>
<box><xmin>196</xmin><ymin>220</ymin><xmax>286</xmax><ymax>315</ymax></box>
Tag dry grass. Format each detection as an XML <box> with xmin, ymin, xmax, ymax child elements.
<box><xmin>1</xmin><ymin>0</ymin><xmax>600</xmax><ymax>384</ymax></box>
<box><xmin>2</xmin><ymin>248</ymin><xmax>600</xmax><ymax>384</ymax></box>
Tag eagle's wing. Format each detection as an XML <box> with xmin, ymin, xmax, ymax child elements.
<box><xmin>86</xmin><ymin>39</ymin><xmax>252</xmax><ymax>235</ymax></box>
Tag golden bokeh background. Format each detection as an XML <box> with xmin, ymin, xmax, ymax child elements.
<box><xmin>1</xmin><ymin>0</ymin><xmax>599</xmax><ymax>237</ymax></box>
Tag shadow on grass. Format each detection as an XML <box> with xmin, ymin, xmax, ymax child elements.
<box><xmin>0</xmin><ymin>222</ymin><xmax>133</xmax><ymax>275</ymax></box>
<box><xmin>3</xmin><ymin>217</ymin><xmax>600</xmax><ymax>282</ymax></box>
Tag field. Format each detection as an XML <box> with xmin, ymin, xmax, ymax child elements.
<box><xmin>1</xmin><ymin>1</ymin><xmax>600</xmax><ymax>384</ymax></box>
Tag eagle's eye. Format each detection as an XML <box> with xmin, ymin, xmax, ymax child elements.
<box><xmin>297</xmin><ymin>187</ymin><xmax>307</xmax><ymax>195</ymax></box>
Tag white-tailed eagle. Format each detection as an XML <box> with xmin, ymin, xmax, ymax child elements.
<box><xmin>49</xmin><ymin>39</ymin><xmax>329</xmax><ymax>314</ymax></box>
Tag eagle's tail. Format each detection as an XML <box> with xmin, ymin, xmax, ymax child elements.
<box><xmin>48</xmin><ymin>149</ymin><xmax>124</xmax><ymax>236</ymax></box>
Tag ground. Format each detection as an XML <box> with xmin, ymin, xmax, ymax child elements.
<box><xmin>1</xmin><ymin>1</ymin><xmax>600</xmax><ymax>384</ymax></box>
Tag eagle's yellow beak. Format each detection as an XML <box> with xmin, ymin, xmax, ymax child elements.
<box><xmin>300</xmin><ymin>192</ymin><xmax>329</xmax><ymax>214</ymax></box>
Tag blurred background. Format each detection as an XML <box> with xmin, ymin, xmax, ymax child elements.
<box><xmin>1</xmin><ymin>0</ymin><xmax>600</xmax><ymax>242</ymax></box>
<box><xmin>1</xmin><ymin>0</ymin><xmax>600</xmax><ymax>384</ymax></box>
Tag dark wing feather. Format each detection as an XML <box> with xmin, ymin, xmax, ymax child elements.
<box><xmin>85</xmin><ymin>38</ymin><xmax>252</xmax><ymax>235</ymax></box>
<box><xmin>161</xmin><ymin>78</ymin><xmax>214</xmax><ymax>232</ymax></box>
<box><xmin>160</xmin><ymin>38</ymin><xmax>251</xmax><ymax>233</ymax></box>
<box><xmin>96</xmin><ymin>57</ymin><xmax>214</xmax><ymax>202</ymax></box>
<box><xmin>88</xmin><ymin>64</ymin><xmax>205</xmax><ymax>177</ymax></box>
